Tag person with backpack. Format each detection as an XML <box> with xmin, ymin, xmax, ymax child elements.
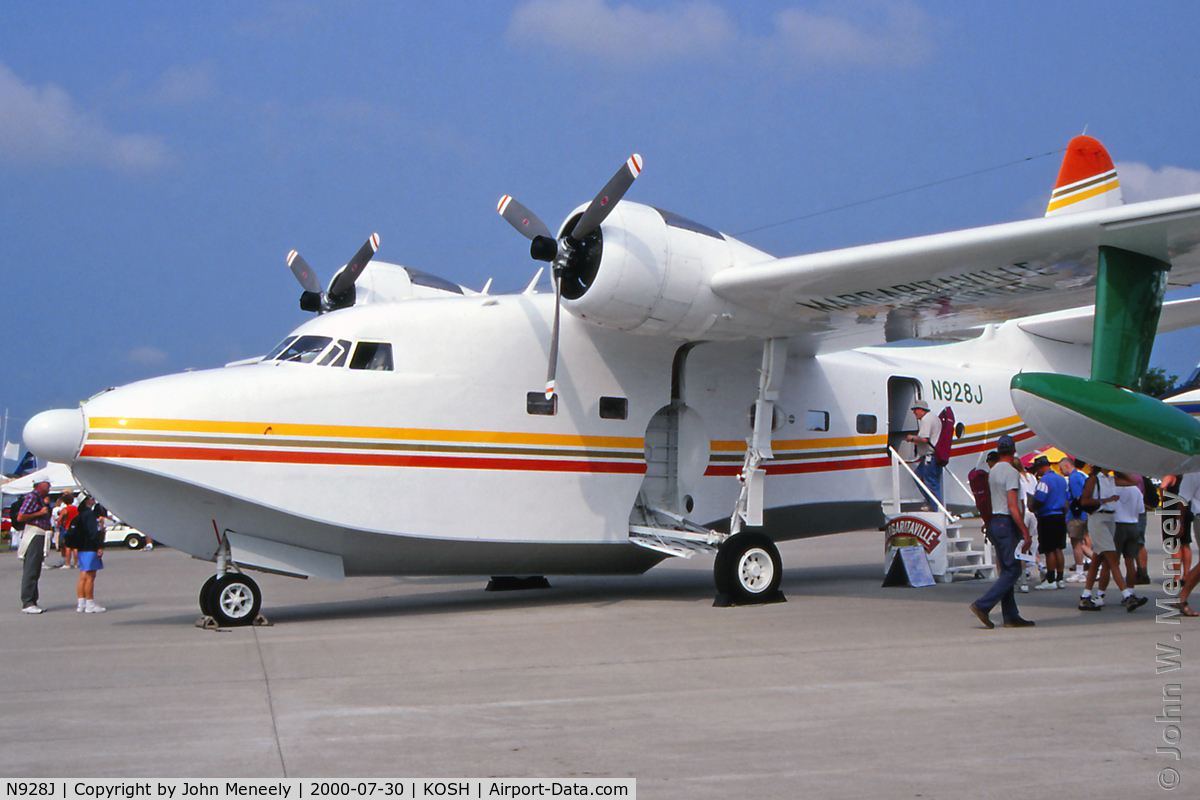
<box><xmin>969</xmin><ymin>435</ymin><xmax>1036</xmax><ymax>629</ymax></box>
<box><xmin>16</xmin><ymin>478</ymin><xmax>53</xmax><ymax>614</ymax></box>
<box><xmin>906</xmin><ymin>400</ymin><xmax>943</xmax><ymax>510</ymax></box>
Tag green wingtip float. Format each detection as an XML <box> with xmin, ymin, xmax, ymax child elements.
<box><xmin>1011</xmin><ymin>245</ymin><xmax>1200</xmax><ymax>477</ymax></box>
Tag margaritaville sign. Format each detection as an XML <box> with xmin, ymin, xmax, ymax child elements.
<box><xmin>884</xmin><ymin>514</ymin><xmax>942</xmax><ymax>553</ymax></box>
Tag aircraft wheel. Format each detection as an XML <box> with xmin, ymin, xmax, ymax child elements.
<box><xmin>715</xmin><ymin>532</ymin><xmax>782</xmax><ymax>604</ymax></box>
<box><xmin>198</xmin><ymin>575</ymin><xmax>219</xmax><ymax>617</ymax></box>
<box><xmin>209</xmin><ymin>574</ymin><xmax>261</xmax><ymax>627</ymax></box>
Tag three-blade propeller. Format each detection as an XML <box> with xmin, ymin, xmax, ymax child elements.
<box><xmin>498</xmin><ymin>154</ymin><xmax>642</xmax><ymax>397</ymax></box>
<box><xmin>287</xmin><ymin>233</ymin><xmax>380</xmax><ymax>313</ymax></box>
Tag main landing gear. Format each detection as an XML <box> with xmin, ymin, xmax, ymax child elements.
<box><xmin>713</xmin><ymin>532</ymin><xmax>785</xmax><ymax>606</ymax></box>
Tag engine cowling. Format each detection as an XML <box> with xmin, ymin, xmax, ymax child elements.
<box><xmin>556</xmin><ymin>202</ymin><xmax>772</xmax><ymax>339</ymax></box>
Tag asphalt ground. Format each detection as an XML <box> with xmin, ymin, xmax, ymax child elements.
<box><xmin>0</xmin><ymin>521</ymin><xmax>1190</xmax><ymax>799</ymax></box>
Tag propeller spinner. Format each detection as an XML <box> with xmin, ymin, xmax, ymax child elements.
<box><xmin>498</xmin><ymin>154</ymin><xmax>643</xmax><ymax>397</ymax></box>
<box><xmin>288</xmin><ymin>233</ymin><xmax>380</xmax><ymax>313</ymax></box>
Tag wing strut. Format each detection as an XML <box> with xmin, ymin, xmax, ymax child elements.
<box><xmin>729</xmin><ymin>338</ymin><xmax>787</xmax><ymax>536</ymax></box>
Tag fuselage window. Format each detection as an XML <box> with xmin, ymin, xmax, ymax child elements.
<box><xmin>527</xmin><ymin>392</ymin><xmax>557</xmax><ymax>416</ymax></box>
<box><xmin>599</xmin><ymin>396</ymin><xmax>628</xmax><ymax>420</ymax></box>
<box><xmin>318</xmin><ymin>339</ymin><xmax>353</xmax><ymax>367</ymax></box>
<box><xmin>856</xmin><ymin>414</ymin><xmax>877</xmax><ymax>434</ymax></box>
<box><xmin>806</xmin><ymin>410</ymin><xmax>830</xmax><ymax>432</ymax></box>
<box><xmin>349</xmin><ymin>342</ymin><xmax>393</xmax><ymax>371</ymax></box>
<box><xmin>275</xmin><ymin>335</ymin><xmax>333</xmax><ymax>364</ymax></box>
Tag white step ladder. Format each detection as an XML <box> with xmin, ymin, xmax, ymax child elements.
<box><xmin>885</xmin><ymin>448</ymin><xmax>995</xmax><ymax>582</ymax></box>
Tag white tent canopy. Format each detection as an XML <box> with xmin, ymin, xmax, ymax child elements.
<box><xmin>1</xmin><ymin>462</ymin><xmax>81</xmax><ymax>496</ymax></box>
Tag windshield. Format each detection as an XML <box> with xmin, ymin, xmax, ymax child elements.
<box><xmin>274</xmin><ymin>335</ymin><xmax>333</xmax><ymax>363</ymax></box>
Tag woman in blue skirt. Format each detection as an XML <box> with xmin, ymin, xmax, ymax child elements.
<box><xmin>74</xmin><ymin>497</ymin><xmax>106</xmax><ymax>613</ymax></box>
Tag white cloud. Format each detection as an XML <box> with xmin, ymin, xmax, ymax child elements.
<box><xmin>127</xmin><ymin>346</ymin><xmax>168</xmax><ymax>366</ymax></box>
<box><xmin>154</xmin><ymin>63</ymin><xmax>218</xmax><ymax>105</ymax></box>
<box><xmin>507</xmin><ymin>0</ymin><xmax>934</xmax><ymax>68</ymax></box>
<box><xmin>1116</xmin><ymin>161</ymin><xmax>1200</xmax><ymax>203</ymax></box>
<box><xmin>0</xmin><ymin>62</ymin><xmax>170</xmax><ymax>173</ymax></box>
<box><xmin>764</xmin><ymin>1</ymin><xmax>933</xmax><ymax>68</ymax></box>
<box><xmin>508</xmin><ymin>0</ymin><xmax>736</xmax><ymax>62</ymax></box>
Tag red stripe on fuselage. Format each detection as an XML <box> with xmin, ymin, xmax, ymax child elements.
<box><xmin>80</xmin><ymin>444</ymin><xmax>647</xmax><ymax>475</ymax></box>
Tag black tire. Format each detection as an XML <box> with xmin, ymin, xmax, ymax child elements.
<box><xmin>209</xmin><ymin>573</ymin><xmax>262</xmax><ymax>627</ymax></box>
<box><xmin>198</xmin><ymin>575</ymin><xmax>219</xmax><ymax>617</ymax></box>
<box><xmin>714</xmin><ymin>532</ymin><xmax>783</xmax><ymax>604</ymax></box>
<box><xmin>124</xmin><ymin>533</ymin><xmax>145</xmax><ymax>550</ymax></box>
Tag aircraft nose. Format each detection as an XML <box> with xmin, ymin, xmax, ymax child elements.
<box><xmin>24</xmin><ymin>408</ymin><xmax>86</xmax><ymax>465</ymax></box>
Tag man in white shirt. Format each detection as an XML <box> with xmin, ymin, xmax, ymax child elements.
<box><xmin>906</xmin><ymin>400</ymin><xmax>943</xmax><ymax>510</ymax></box>
<box><xmin>1078</xmin><ymin>467</ymin><xmax>1147</xmax><ymax>612</ymax></box>
<box><xmin>969</xmin><ymin>435</ymin><xmax>1035</xmax><ymax>629</ymax></box>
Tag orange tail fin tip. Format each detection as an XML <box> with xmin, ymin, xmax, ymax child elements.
<box><xmin>1045</xmin><ymin>135</ymin><xmax>1123</xmax><ymax>216</ymax></box>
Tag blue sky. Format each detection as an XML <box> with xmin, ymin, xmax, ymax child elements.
<box><xmin>4</xmin><ymin>0</ymin><xmax>1200</xmax><ymax>458</ymax></box>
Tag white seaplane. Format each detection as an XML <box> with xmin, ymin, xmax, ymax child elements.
<box><xmin>23</xmin><ymin>136</ymin><xmax>1200</xmax><ymax>624</ymax></box>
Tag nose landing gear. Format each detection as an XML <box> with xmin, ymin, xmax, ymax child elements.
<box><xmin>196</xmin><ymin>534</ymin><xmax>268</xmax><ymax>628</ymax></box>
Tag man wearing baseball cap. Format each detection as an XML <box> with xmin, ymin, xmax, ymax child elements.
<box><xmin>906</xmin><ymin>399</ymin><xmax>943</xmax><ymax>510</ymax></box>
<box><xmin>970</xmin><ymin>434</ymin><xmax>1036</xmax><ymax>628</ymax></box>
<box><xmin>16</xmin><ymin>477</ymin><xmax>53</xmax><ymax>614</ymax></box>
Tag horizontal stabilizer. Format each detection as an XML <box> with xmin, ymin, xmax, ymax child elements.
<box><xmin>1016</xmin><ymin>297</ymin><xmax>1200</xmax><ymax>344</ymax></box>
<box><xmin>1011</xmin><ymin>373</ymin><xmax>1200</xmax><ymax>477</ymax></box>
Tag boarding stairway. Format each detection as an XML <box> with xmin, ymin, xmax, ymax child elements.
<box><xmin>886</xmin><ymin>448</ymin><xmax>996</xmax><ymax>582</ymax></box>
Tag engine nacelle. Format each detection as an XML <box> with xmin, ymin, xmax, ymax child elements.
<box><xmin>557</xmin><ymin>202</ymin><xmax>772</xmax><ymax>339</ymax></box>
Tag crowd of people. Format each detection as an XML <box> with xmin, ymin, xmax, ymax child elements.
<box><xmin>966</xmin><ymin>435</ymin><xmax>1195</xmax><ymax>629</ymax></box>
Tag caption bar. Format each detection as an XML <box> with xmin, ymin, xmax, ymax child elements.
<box><xmin>3</xmin><ymin>782</ymin><xmax>634</xmax><ymax>800</ymax></box>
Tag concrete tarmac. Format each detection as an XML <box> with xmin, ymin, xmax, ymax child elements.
<box><xmin>0</xmin><ymin>525</ymin><xmax>1190</xmax><ymax>799</ymax></box>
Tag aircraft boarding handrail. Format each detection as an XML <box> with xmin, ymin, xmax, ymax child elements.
<box><xmin>887</xmin><ymin>447</ymin><xmax>959</xmax><ymax>523</ymax></box>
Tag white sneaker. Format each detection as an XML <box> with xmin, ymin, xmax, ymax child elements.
<box><xmin>144</xmin><ymin>543</ymin><xmax>153</xmax><ymax>551</ymax></box>
<box><xmin>84</xmin><ymin>603</ymin><xmax>106</xmax><ymax>613</ymax></box>
<box><xmin>21</xmin><ymin>605</ymin><xmax>43</xmax><ymax>614</ymax></box>
<box><xmin>1066</xmin><ymin>572</ymin><xmax>1086</xmax><ymax>583</ymax></box>
<box><xmin>1057</xmin><ymin>580</ymin><xmax>1067</xmax><ymax>589</ymax></box>
<box><xmin>1033</xmin><ymin>580</ymin><xmax>1057</xmax><ymax>591</ymax></box>
<box><xmin>1019</xmin><ymin>584</ymin><xmax>1029</xmax><ymax>593</ymax></box>
<box><xmin>77</xmin><ymin>601</ymin><xmax>86</xmax><ymax>612</ymax></box>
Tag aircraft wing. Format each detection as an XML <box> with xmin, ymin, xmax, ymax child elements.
<box><xmin>710</xmin><ymin>192</ymin><xmax>1200</xmax><ymax>352</ymax></box>
<box><xmin>1012</xmin><ymin>296</ymin><xmax>1200</xmax><ymax>345</ymax></box>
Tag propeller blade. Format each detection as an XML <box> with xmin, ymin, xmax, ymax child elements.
<box><xmin>570</xmin><ymin>154</ymin><xmax>643</xmax><ymax>241</ymax></box>
<box><xmin>328</xmin><ymin>233</ymin><xmax>381</xmax><ymax>297</ymax></box>
<box><xmin>545</xmin><ymin>273</ymin><xmax>562</xmax><ymax>399</ymax></box>
<box><xmin>498</xmin><ymin>195</ymin><xmax>554</xmax><ymax>241</ymax></box>
<box><xmin>287</xmin><ymin>250</ymin><xmax>322</xmax><ymax>295</ymax></box>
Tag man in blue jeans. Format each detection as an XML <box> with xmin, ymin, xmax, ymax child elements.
<box><xmin>907</xmin><ymin>400</ymin><xmax>943</xmax><ymax>510</ymax></box>
<box><xmin>970</xmin><ymin>435</ymin><xmax>1035</xmax><ymax>628</ymax></box>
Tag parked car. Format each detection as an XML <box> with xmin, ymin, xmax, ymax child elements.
<box><xmin>104</xmin><ymin>521</ymin><xmax>149</xmax><ymax>550</ymax></box>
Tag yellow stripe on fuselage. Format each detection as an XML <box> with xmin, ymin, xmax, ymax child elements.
<box><xmin>87</xmin><ymin>416</ymin><xmax>643</xmax><ymax>450</ymax></box>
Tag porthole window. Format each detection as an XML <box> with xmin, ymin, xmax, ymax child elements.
<box><xmin>806</xmin><ymin>410</ymin><xmax>830</xmax><ymax>432</ymax></box>
<box><xmin>856</xmin><ymin>414</ymin><xmax>877</xmax><ymax>434</ymax></box>
<box><xmin>527</xmin><ymin>392</ymin><xmax>557</xmax><ymax>416</ymax></box>
<box><xmin>599</xmin><ymin>396</ymin><xmax>628</xmax><ymax>420</ymax></box>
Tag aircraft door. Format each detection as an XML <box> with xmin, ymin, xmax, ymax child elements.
<box><xmin>638</xmin><ymin>344</ymin><xmax>710</xmax><ymax>517</ymax></box>
<box><xmin>641</xmin><ymin>402</ymin><xmax>709</xmax><ymax>515</ymax></box>
<box><xmin>887</xmin><ymin>376</ymin><xmax>922</xmax><ymax>461</ymax></box>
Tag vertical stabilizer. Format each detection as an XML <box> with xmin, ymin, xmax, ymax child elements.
<box><xmin>1045</xmin><ymin>135</ymin><xmax>1123</xmax><ymax>216</ymax></box>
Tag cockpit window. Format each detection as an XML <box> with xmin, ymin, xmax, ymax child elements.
<box><xmin>274</xmin><ymin>335</ymin><xmax>333</xmax><ymax>363</ymax></box>
<box><xmin>318</xmin><ymin>339</ymin><xmax>353</xmax><ymax>367</ymax></box>
<box><xmin>349</xmin><ymin>342</ymin><xmax>393</xmax><ymax>371</ymax></box>
<box><xmin>264</xmin><ymin>336</ymin><xmax>298</xmax><ymax>361</ymax></box>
